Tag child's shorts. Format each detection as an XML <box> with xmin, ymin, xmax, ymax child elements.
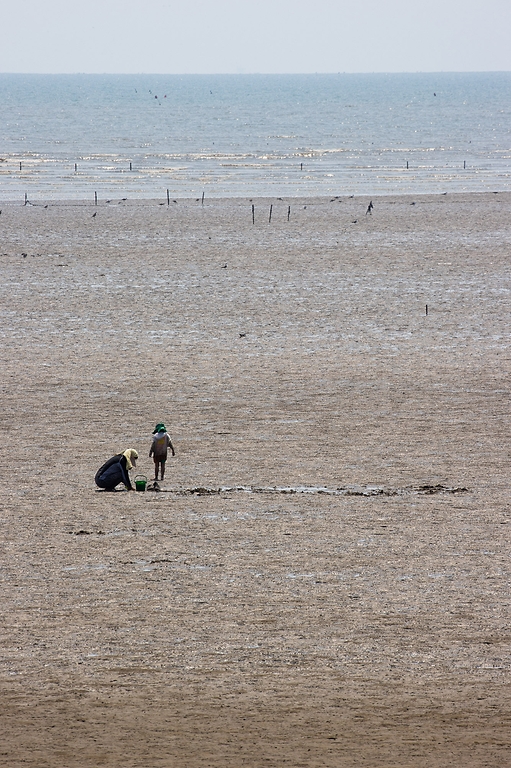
<box><xmin>153</xmin><ymin>455</ymin><xmax>167</xmax><ymax>464</ymax></box>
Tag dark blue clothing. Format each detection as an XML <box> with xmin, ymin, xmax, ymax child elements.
<box><xmin>95</xmin><ymin>454</ymin><xmax>132</xmax><ymax>490</ymax></box>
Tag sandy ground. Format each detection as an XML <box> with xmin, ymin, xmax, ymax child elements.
<box><xmin>1</xmin><ymin>192</ymin><xmax>510</xmax><ymax>767</ymax></box>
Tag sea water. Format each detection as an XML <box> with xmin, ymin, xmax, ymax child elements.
<box><xmin>0</xmin><ymin>72</ymin><xmax>510</xmax><ymax>200</ymax></box>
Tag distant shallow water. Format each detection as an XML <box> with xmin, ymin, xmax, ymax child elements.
<box><xmin>1</xmin><ymin>72</ymin><xmax>510</xmax><ymax>199</ymax></box>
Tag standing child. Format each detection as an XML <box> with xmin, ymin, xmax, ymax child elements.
<box><xmin>149</xmin><ymin>423</ymin><xmax>175</xmax><ymax>481</ymax></box>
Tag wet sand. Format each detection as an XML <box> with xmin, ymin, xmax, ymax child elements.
<box><xmin>1</xmin><ymin>193</ymin><xmax>510</xmax><ymax>766</ymax></box>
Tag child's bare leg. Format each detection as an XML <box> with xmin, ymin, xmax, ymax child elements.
<box><xmin>160</xmin><ymin>460</ymin><xmax>166</xmax><ymax>481</ymax></box>
<box><xmin>154</xmin><ymin>459</ymin><xmax>159</xmax><ymax>481</ymax></box>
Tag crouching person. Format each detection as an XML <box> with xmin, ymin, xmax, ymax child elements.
<box><xmin>95</xmin><ymin>448</ymin><xmax>138</xmax><ymax>491</ymax></box>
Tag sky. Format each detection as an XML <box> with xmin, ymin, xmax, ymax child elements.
<box><xmin>1</xmin><ymin>0</ymin><xmax>510</xmax><ymax>74</ymax></box>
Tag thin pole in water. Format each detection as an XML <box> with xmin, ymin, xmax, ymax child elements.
<box><xmin>201</xmin><ymin>191</ymin><xmax>205</xmax><ymax>205</ymax></box>
<box><xmin>287</xmin><ymin>205</ymin><xmax>291</xmax><ymax>221</ymax></box>
<box><xmin>167</xmin><ymin>189</ymin><xmax>170</xmax><ymax>206</ymax></box>
<box><xmin>252</xmin><ymin>204</ymin><xmax>255</xmax><ymax>224</ymax></box>
<box><xmin>269</xmin><ymin>204</ymin><xmax>272</xmax><ymax>223</ymax></box>
<box><xmin>94</xmin><ymin>191</ymin><xmax>98</xmax><ymax>206</ymax></box>
<box><xmin>426</xmin><ymin>304</ymin><xmax>428</xmax><ymax>316</ymax></box>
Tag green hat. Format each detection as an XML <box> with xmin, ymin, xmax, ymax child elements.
<box><xmin>153</xmin><ymin>422</ymin><xmax>166</xmax><ymax>434</ymax></box>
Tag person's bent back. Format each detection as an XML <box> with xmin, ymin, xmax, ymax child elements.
<box><xmin>95</xmin><ymin>448</ymin><xmax>138</xmax><ymax>491</ymax></box>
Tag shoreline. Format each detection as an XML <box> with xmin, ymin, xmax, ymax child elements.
<box><xmin>2</xmin><ymin>188</ymin><xmax>510</xmax><ymax>205</ymax></box>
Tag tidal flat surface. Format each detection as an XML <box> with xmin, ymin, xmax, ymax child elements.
<box><xmin>0</xmin><ymin>192</ymin><xmax>510</xmax><ymax>766</ymax></box>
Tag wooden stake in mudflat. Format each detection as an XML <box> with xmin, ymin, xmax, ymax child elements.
<box><xmin>130</xmin><ymin>162</ymin><xmax>132</xmax><ymax>171</ymax></box>
<box><xmin>426</xmin><ymin>304</ymin><xmax>428</xmax><ymax>316</ymax></box>
<box><xmin>24</xmin><ymin>192</ymin><xmax>28</xmax><ymax>206</ymax></box>
<box><xmin>74</xmin><ymin>163</ymin><xmax>77</xmax><ymax>172</ymax></box>
<box><xmin>287</xmin><ymin>205</ymin><xmax>291</xmax><ymax>221</ymax></box>
<box><xmin>94</xmin><ymin>191</ymin><xmax>98</xmax><ymax>206</ymax></box>
<box><xmin>300</xmin><ymin>162</ymin><xmax>303</xmax><ymax>171</ymax></box>
<box><xmin>269</xmin><ymin>204</ymin><xmax>272</xmax><ymax>223</ymax></box>
<box><xmin>201</xmin><ymin>191</ymin><xmax>205</xmax><ymax>205</ymax></box>
<box><xmin>252</xmin><ymin>204</ymin><xmax>255</xmax><ymax>224</ymax></box>
<box><xmin>20</xmin><ymin>162</ymin><xmax>22</xmax><ymax>171</ymax></box>
<box><xmin>464</xmin><ymin>160</ymin><xmax>466</xmax><ymax>169</ymax></box>
<box><xmin>406</xmin><ymin>161</ymin><xmax>409</xmax><ymax>169</ymax></box>
<box><xmin>167</xmin><ymin>189</ymin><xmax>170</xmax><ymax>206</ymax></box>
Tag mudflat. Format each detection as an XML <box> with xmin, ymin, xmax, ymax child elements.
<box><xmin>1</xmin><ymin>193</ymin><xmax>510</xmax><ymax>767</ymax></box>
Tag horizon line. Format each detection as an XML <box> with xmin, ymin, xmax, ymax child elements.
<box><xmin>1</xmin><ymin>70</ymin><xmax>510</xmax><ymax>76</ymax></box>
